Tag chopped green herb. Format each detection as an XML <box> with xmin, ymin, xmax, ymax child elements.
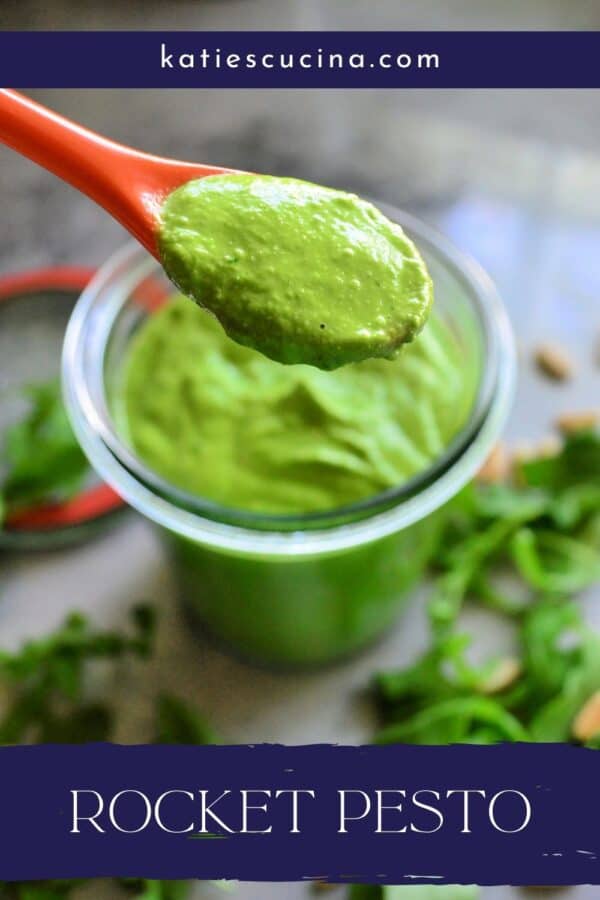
<box><xmin>155</xmin><ymin>693</ymin><xmax>216</xmax><ymax>745</ymax></box>
<box><xmin>0</xmin><ymin>606</ymin><xmax>154</xmax><ymax>745</ymax></box>
<box><xmin>0</xmin><ymin>610</ymin><xmax>213</xmax><ymax>900</ymax></box>
<box><xmin>428</xmin><ymin>431</ymin><xmax>600</xmax><ymax>634</ymax></box>
<box><xmin>0</xmin><ymin>880</ymin><xmax>194</xmax><ymax>900</ymax></box>
<box><xmin>0</xmin><ymin>879</ymin><xmax>84</xmax><ymax>899</ymax></box>
<box><xmin>119</xmin><ymin>879</ymin><xmax>191</xmax><ymax>900</ymax></box>
<box><xmin>1</xmin><ymin>381</ymin><xmax>89</xmax><ymax>520</ymax></box>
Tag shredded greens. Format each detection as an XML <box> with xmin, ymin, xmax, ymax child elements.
<box><xmin>0</xmin><ymin>610</ymin><xmax>213</xmax><ymax>900</ymax></box>
<box><xmin>154</xmin><ymin>693</ymin><xmax>216</xmax><ymax>746</ymax></box>
<box><xmin>354</xmin><ymin>431</ymin><xmax>600</xmax><ymax>898</ymax></box>
<box><xmin>428</xmin><ymin>430</ymin><xmax>600</xmax><ymax>634</ymax></box>
<box><xmin>0</xmin><ymin>380</ymin><xmax>89</xmax><ymax>522</ymax></box>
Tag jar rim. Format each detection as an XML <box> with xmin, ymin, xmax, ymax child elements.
<box><xmin>62</xmin><ymin>204</ymin><xmax>516</xmax><ymax>557</ymax></box>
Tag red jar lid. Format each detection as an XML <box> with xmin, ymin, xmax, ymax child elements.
<box><xmin>0</xmin><ymin>266</ymin><xmax>125</xmax><ymax>542</ymax></box>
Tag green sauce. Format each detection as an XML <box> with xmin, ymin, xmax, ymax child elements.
<box><xmin>157</xmin><ymin>174</ymin><xmax>433</xmax><ymax>370</ymax></box>
<box><xmin>118</xmin><ymin>296</ymin><xmax>475</xmax><ymax>516</ymax></box>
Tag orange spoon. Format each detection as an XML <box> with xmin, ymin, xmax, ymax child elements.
<box><xmin>0</xmin><ymin>89</ymin><xmax>236</xmax><ymax>257</ymax></box>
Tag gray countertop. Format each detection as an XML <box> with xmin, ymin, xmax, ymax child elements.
<box><xmin>1</xmin><ymin>2</ymin><xmax>600</xmax><ymax>897</ymax></box>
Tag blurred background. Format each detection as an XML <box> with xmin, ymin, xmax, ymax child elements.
<box><xmin>1</xmin><ymin>2</ymin><xmax>600</xmax><ymax>898</ymax></box>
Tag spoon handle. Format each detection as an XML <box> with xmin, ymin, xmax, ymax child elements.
<box><xmin>0</xmin><ymin>90</ymin><xmax>236</xmax><ymax>258</ymax></box>
<box><xmin>0</xmin><ymin>89</ymin><xmax>161</xmax><ymax>253</ymax></box>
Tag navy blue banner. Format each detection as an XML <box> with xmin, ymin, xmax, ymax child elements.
<box><xmin>0</xmin><ymin>742</ymin><xmax>598</xmax><ymax>884</ymax></box>
<box><xmin>0</xmin><ymin>31</ymin><xmax>599</xmax><ymax>88</ymax></box>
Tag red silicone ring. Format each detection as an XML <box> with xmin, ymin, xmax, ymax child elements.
<box><xmin>0</xmin><ymin>266</ymin><xmax>125</xmax><ymax>531</ymax></box>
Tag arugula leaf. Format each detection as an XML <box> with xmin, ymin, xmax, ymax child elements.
<box><xmin>1</xmin><ymin>381</ymin><xmax>89</xmax><ymax>515</ymax></box>
<box><xmin>520</xmin><ymin>429</ymin><xmax>600</xmax><ymax>493</ymax></box>
<box><xmin>155</xmin><ymin>693</ymin><xmax>216</xmax><ymax>745</ymax></box>
<box><xmin>517</xmin><ymin>598</ymin><xmax>581</xmax><ymax>705</ymax></box>
<box><xmin>376</xmin><ymin>695</ymin><xmax>528</xmax><ymax>746</ymax></box>
<box><xmin>0</xmin><ymin>879</ymin><xmax>195</xmax><ymax>900</ymax></box>
<box><xmin>376</xmin><ymin>634</ymin><xmax>476</xmax><ymax>709</ymax></box>
<box><xmin>510</xmin><ymin>527</ymin><xmax>600</xmax><ymax>594</ymax></box>
<box><xmin>0</xmin><ymin>606</ymin><xmax>155</xmax><ymax>746</ymax></box>
<box><xmin>529</xmin><ymin>623</ymin><xmax>600</xmax><ymax>742</ymax></box>
<box><xmin>350</xmin><ymin>889</ymin><xmax>381</xmax><ymax>900</ymax></box>
<box><xmin>119</xmin><ymin>879</ymin><xmax>191</xmax><ymax>900</ymax></box>
<box><xmin>428</xmin><ymin>432</ymin><xmax>600</xmax><ymax>635</ymax></box>
<box><xmin>427</xmin><ymin>482</ymin><xmax>551</xmax><ymax>633</ymax></box>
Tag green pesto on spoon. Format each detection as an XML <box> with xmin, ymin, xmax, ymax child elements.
<box><xmin>158</xmin><ymin>174</ymin><xmax>433</xmax><ymax>369</ymax></box>
<box><xmin>0</xmin><ymin>90</ymin><xmax>433</xmax><ymax>370</ymax></box>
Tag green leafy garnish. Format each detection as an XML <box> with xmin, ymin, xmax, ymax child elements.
<box><xmin>0</xmin><ymin>879</ymin><xmax>84</xmax><ymax>899</ymax></box>
<box><xmin>119</xmin><ymin>879</ymin><xmax>191</xmax><ymax>900</ymax></box>
<box><xmin>155</xmin><ymin>693</ymin><xmax>216</xmax><ymax>745</ymax></box>
<box><xmin>1</xmin><ymin>380</ymin><xmax>89</xmax><ymax>521</ymax></box>
<box><xmin>355</xmin><ymin>431</ymin><xmax>600</xmax><ymax>898</ymax></box>
<box><xmin>0</xmin><ymin>610</ymin><xmax>214</xmax><ymax>900</ymax></box>
<box><xmin>428</xmin><ymin>431</ymin><xmax>600</xmax><ymax>634</ymax></box>
<box><xmin>0</xmin><ymin>606</ymin><xmax>154</xmax><ymax>745</ymax></box>
<box><xmin>373</xmin><ymin>435</ymin><xmax>600</xmax><ymax>748</ymax></box>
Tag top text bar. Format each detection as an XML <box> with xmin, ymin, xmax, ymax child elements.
<box><xmin>0</xmin><ymin>31</ymin><xmax>599</xmax><ymax>88</ymax></box>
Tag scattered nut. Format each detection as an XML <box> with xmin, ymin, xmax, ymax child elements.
<box><xmin>556</xmin><ymin>410</ymin><xmax>599</xmax><ymax>435</ymax></box>
<box><xmin>534</xmin><ymin>343</ymin><xmax>574</xmax><ymax>381</ymax></box>
<box><xmin>572</xmin><ymin>690</ymin><xmax>600</xmax><ymax>742</ymax></box>
<box><xmin>476</xmin><ymin>442</ymin><xmax>509</xmax><ymax>484</ymax></box>
<box><xmin>536</xmin><ymin>435</ymin><xmax>562</xmax><ymax>458</ymax></box>
<box><xmin>511</xmin><ymin>443</ymin><xmax>537</xmax><ymax>485</ymax></box>
<box><xmin>511</xmin><ymin>435</ymin><xmax>563</xmax><ymax>487</ymax></box>
<box><xmin>481</xmin><ymin>657</ymin><xmax>522</xmax><ymax>695</ymax></box>
<box><xmin>511</xmin><ymin>442</ymin><xmax>535</xmax><ymax>466</ymax></box>
<box><xmin>511</xmin><ymin>436</ymin><xmax>562</xmax><ymax>483</ymax></box>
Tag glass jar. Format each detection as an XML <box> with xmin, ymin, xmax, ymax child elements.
<box><xmin>62</xmin><ymin>206</ymin><xmax>515</xmax><ymax>667</ymax></box>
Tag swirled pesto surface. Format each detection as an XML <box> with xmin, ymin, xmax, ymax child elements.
<box><xmin>157</xmin><ymin>174</ymin><xmax>433</xmax><ymax>370</ymax></box>
<box><xmin>118</xmin><ymin>296</ymin><xmax>475</xmax><ymax>515</ymax></box>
